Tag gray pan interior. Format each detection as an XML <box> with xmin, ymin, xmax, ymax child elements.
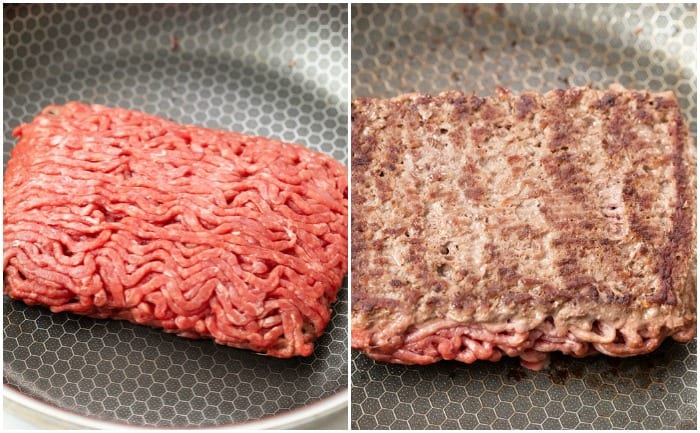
<box><xmin>3</xmin><ymin>3</ymin><xmax>348</xmax><ymax>428</ymax></box>
<box><xmin>351</xmin><ymin>3</ymin><xmax>696</xmax><ymax>430</ymax></box>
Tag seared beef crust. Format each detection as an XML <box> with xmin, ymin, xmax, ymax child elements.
<box><xmin>351</xmin><ymin>86</ymin><xmax>696</xmax><ymax>369</ymax></box>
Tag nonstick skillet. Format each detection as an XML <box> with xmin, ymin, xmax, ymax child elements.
<box><xmin>350</xmin><ymin>3</ymin><xmax>696</xmax><ymax>429</ymax></box>
<box><xmin>3</xmin><ymin>3</ymin><xmax>348</xmax><ymax>428</ymax></box>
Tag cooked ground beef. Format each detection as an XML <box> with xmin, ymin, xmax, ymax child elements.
<box><xmin>4</xmin><ymin>102</ymin><xmax>348</xmax><ymax>358</ymax></box>
<box><xmin>351</xmin><ymin>85</ymin><xmax>696</xmax><ymax>370</ymax></box>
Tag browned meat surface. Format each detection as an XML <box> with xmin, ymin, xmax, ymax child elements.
<box><xmin>351</xmin><ymin>85</ymin><xmax>696</xmax><ymax>370</ymax></box>
<box><xmin>4</xmin><ymin>102</ymin><xmax>348</xmax><ymax>358</ymax></box>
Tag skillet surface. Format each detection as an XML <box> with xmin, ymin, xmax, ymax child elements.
<box><xmin>3</xmin><ymin>3</ymin><xmax>348</xmax><ymax>428</ymax></box>
<box><xmin>350</xmin><ymin>3</ymin><xmax>696</xmax><ymax>429</ymax></box>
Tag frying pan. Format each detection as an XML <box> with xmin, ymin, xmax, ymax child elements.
<box><xmin>3</xmin><ymin>3</ymin><xmax>349</xmax><ymax>429</ymax></box>
<box><xmin>351</xmin><ymin>3</ymin><xmax>696</xmax><ymax>429</ymax></box>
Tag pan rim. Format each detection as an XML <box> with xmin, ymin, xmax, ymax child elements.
<box><xmin>4</xmin><ymin>383</ymin><xmax>348</xmax><ymax>429</ymax></box>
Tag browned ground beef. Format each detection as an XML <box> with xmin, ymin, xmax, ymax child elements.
<box><xmin>351</xmin><ymin>85</ymin><xmax>695</xmax><ymax>370</ymax></box>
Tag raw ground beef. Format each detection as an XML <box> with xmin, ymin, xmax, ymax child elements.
<box><xmin>4</xmin><ymin>102</ymin><xmax>348</xmax><ymax>358</ymax></box>
<box><xmin>351</xmin><ymin>85</ymin><xmax>696</xmax><ymax>370</ymax></box>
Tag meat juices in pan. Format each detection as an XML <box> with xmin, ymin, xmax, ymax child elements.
<box><xmin>351</xmin><ymin>85</ymin><xmax>696</xmax><ymax>370</ymax></box>
<box><xmin>4</xmin><ymin>102</ymin><xmax>348</xmax><ymax>358</ymax></box>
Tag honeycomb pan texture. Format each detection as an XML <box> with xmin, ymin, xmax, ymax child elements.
<box><xmin>351</xmin><ymin>3</ymin><xmax>696</xmax><ymax>430</ymax></box>
<box><xmin>3</xmin><ymin>3</ymin><xmax>348</xmax><ymax>428</ymax></box>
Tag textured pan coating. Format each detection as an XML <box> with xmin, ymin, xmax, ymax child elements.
<box><xmin>351</xmin><ymin>85</ymin><xmax>696</xmax><ymax>370</ymax></box>
<box><xmin>4</xmin><ymin>102</ymin><xmax>348</xmax><ymax>358</ymax></box>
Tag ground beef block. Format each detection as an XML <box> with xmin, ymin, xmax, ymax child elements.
<box><xmin>351</xmin><ymin>85</ymin><xmax>696</xmax><ymax>370</ymax></box>
<box><xmin>4</xmin><ymin>102</ymin><xmax>348</xmax><ymax>358</ymax></box>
